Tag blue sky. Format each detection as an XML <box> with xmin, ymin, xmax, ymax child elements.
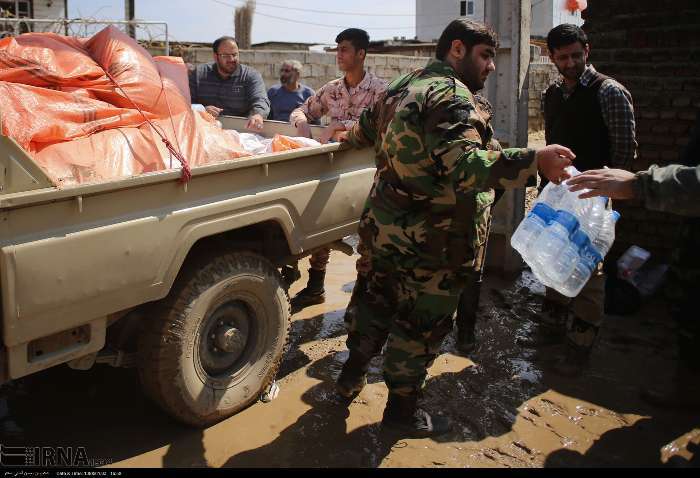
<box><xmin>68</xmin><ymin>0</ymin><xmax>417</xmax><ymax>45</ymax></box>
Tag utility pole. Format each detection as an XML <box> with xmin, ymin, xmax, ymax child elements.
<box><xmin>125</xmin><ymin>0</ymin><xmax>135</xmax><ymax>39</ymax></box>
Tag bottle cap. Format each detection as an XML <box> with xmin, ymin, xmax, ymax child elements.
<box><xmin>553</xmin><ymin>210</ymin><xmax>579</xmax><ymax>234</ymax></box>
<box><xmin>531</xmin><ymin>202</ymin><xmax>555</xmax><ymax>222</ymax></box>
<box><xmin>612</xmin><ymin>210</ymin><xmax>621</xmax><ymax>222</ymax></box>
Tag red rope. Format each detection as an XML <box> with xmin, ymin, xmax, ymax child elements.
<box><xmin>104</xmin><ymin>70</ymin><xmax>191</xmax><ymax>183</ymax></box>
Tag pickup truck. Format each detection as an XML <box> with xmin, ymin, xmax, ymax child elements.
<box><xmin>0</xmin><ymin>116</ymin><xmax>374</xmax><ymax>426</ymax></box>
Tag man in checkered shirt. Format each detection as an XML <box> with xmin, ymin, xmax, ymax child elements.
<box><xmin>521</xmin><ymin>23</ymin><xmax>638</xmax><ymax>377</ymax></box>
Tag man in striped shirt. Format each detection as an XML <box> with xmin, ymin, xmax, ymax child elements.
<box><xmin>288</xmin><ymin>28</ymin><xmax>387</xmax><ymax>313</ymax></box>
<box><xmin>189</xmin><ymin>36</ymin><xmax>270</xmax><ymax>131</ymax></box>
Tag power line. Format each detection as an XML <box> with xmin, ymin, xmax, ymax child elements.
<box><xmin>211</xmin><ymin>0</ymin><xmax>416</xmax><ymax>17</ymax></box>
<box><xmin>211</xmin><ymin>0</ymin><xmax>417</xmax><ymax>30</ymax></box>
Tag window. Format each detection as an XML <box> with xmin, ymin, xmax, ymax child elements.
<box><xmin>460</xmin><ymin>1</ymin><xmax>474</xmax><ymax>16</ymax></box>
<box><xmin>0</xmin><ymin>1</ymin><xmax>32</xmax><ymax>18</ymax></box>
<box><xmin>0</xmin><ymin>1</ymin><xmax>33</xmax><ymax>36</ymax></box>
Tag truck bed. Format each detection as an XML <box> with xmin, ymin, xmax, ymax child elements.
<box><xmin>0</xmin><ymin>116</ymin><xmax>375</xmax><ymax>381</ymax></box>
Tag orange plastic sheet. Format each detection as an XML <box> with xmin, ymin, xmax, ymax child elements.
<box><xmin>0</xmin><ymin>26</ymin><xmax>308</xmax><ymax>187</ymax></box>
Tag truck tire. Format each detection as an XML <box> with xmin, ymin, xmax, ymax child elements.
<box><xmin>138</xmin><ymin>251</ymin><xmax>289</xmax><ymax>427</ymax></box>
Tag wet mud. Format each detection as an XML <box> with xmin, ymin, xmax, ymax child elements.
<box><xmin>1</xmin><ymin>247</ymin><xmax>698</xmax><ymax>468</ymax></box>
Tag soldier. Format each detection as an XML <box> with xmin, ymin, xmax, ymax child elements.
<box><xmin>525</xmin><ymin>23</ymin><xmax>638</xmax><ymax>377</ymax></box>
<box><xmin>343</xmin><ymin>94</ymin><xmax>503</xmax><ymax>355</ymax></box>
<box><xmin>567</xmin><ymin>164</ymin><xmax>700</xmax><ymax>210</ymax></box>
<box><xmin>568</xmin><ymin>117</ymin><xmax>700</xmax><ymax>410</ymax></box>
<box><xmin>289</xmin><ymin>28</ymin><xmax>387</xmax><ymax>314</ymax></box>
<box><xmin>335</xmin><ymin>18</ymin><xmax>574</xmax><ymax>437</ymax></box>
<box><xmin>453</xmin><ymin>94</ymin><xmax>505</xmax><ymax>354</ymax></box>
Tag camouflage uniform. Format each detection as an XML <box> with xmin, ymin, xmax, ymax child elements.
<box><xmin>345</xmin><ymin>95</ymin><xmax>502</xmax><ymax>333</ymax></box>
<box><xmin>344</xmin><ymin>59</ymin><xmax>538</xmax><ymax>397</ymax></box>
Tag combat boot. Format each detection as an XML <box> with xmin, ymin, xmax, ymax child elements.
<box><xmin>381</xmin><ymin>393</ymin><xmax>452</xmax><ymax>438</ymax></box>
<box><xmin>336</xmin><ymin>350</ymin><xmax>370</xmax><ymax>399</ymax></box>
<box><xmin>290</xmin><ymin>268</ymin><xmax>326</xmax><ymax>313</ymax></box>
<box><xmin>516</xmin><ymin>300</ymin><xmax>568</xmax><ymax>348</ymax></box>
<box><xmin>455</xmin><ymin>288</ymin><xmax>477</xmax><ymax>355</ymax></box>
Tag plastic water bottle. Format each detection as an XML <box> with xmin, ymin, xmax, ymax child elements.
<box><xmin>561</xmin><ymin>242</ymin><xmax>603</xmax><ymax>297</ymax></box>
<box><xmin>546</xmin><ymin>229</ymin><xmax>590</xmax><ymax>285</ymax></box>
<box><xmin>591</xmin><ymin>210</ymin><xmax>620</xmax><ymax>258</ymax></box>
<box><xmin>512</xmin><ymin>165</ymin><xmax>621</xmax><ymax>297</ymax></box>
<box><xmin>530</xmin><ymin>209</ymin><xmax>579</xmax><ymax>285</ymax></box>
<box><xmin>511</xmin><ymin>179</ymin><xmax>569</xmax><ymax>263</ymax></box>
<box><xmin>510</xmin><ymin>202</ymin><xmax>555</xmax><ymax>262</ymax></box>
<box><xmin>577</xmin><ymin>196</ymin><xmax>607</xmax><ymax>241</ymax></box>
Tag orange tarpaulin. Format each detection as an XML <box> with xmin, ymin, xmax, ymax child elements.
<box><xmin>0</xmin><ymin>26</ymin><xmax>307</xmax><ymax>186</ymax></box>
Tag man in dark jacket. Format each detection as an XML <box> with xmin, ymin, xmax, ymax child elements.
<box><xmin>523</xmin><ymin>24</ymin><xmax>638</xmax><ymax>377</ymax></box>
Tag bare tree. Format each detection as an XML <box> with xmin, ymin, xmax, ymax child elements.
<box><xmin>234</xmin><ymin>0</ymin><xmax>255</xmax><ymax>49</ymax></box>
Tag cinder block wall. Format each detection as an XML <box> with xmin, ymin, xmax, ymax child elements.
<box><xmin>169</xmin><ymin>46</ymin><xmax>430</xmax><ymax>91</ymax></box>
<box><xmin>583</xmin><ymin>0</ymin><xmax>700</xmax><ymax>261</ymax></box>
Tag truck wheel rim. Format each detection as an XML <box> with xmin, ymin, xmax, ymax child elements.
<box><xmin>199</xmin><ymin>301</ymin><xmax>254</xmax><ymax>377</ymax></box>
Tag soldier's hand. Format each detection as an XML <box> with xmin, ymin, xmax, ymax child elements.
<box><xmin>535</xmin><ymin>144</ymin><xmax>575</xmax><ymax>184</ymax></box>
<box><xmin>567</xmin><ymin>168</ymin><xmax>638</xmax><ymax>200</ymax></box>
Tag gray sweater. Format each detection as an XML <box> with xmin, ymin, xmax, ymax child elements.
<box><xmin>189</xmin><ymin>63</ymin><xmax>270</xmax><ymax>118</ymax></box>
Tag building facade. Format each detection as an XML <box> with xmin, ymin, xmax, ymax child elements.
<box><xmin>0</xmin><ymin>0</ymin><xmax>67</xmax><ymax>35</ymax></box>
<box><xmin>416</xmin><ymin>0</ymin><xmax>583</xmax><ymax>43</ymax></box>
<box><xmin>415</xmin><ymin>0</ymin><xmax>485</xmax><ymax>42</ymax></box>
<box><xmin>531</xmin><ymin>0</ymin><xmax>584</xmax><ymax>38</ymax></box>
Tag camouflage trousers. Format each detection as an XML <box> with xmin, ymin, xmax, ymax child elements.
<box><xmin>345</xmin><ymin>262</ymin><xmax>464</xmax><ymax>397</ymax></box>
<box><xmin>544</xmin><ymin>262</ymin><xmax>605</xmax><ymax>350</ymax></box>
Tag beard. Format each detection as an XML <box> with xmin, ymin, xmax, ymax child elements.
<box><xmin>558</xmin><ymin>64</ymin><xmax>584</xmax><ymax>82</ymax></box>
<box><xmin>455</xmin><ymin>53</ymin><xmax>484</xmax><ymax>92</ymax></box>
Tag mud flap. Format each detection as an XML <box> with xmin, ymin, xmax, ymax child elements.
<box><xmin>260</xmin><ymin>380</ymin><xmax>280</xmax><ymax>403</ymax></box>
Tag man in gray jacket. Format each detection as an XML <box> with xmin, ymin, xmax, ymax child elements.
<box><xmin>189</xmin><ymin>36</ymin><xmax>270</xmax><ymax>130</ymax></box>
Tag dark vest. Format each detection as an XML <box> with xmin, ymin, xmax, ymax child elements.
<box><xmin>544</xmin><ymin>70</ymin><xmax>611</xmax><ymax>173</ymax></box>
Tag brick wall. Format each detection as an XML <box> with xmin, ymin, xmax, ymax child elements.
<box><xmin>528</xmin><ymin>61</ymin><xmax>559</xmax><ymax>131</ymax></box>
<box><xmin>583</xmin><ymin>0</ymin><xmax>700</xmax><ymax>261</ymax></box>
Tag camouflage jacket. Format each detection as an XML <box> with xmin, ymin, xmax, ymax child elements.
<box><xmin>347</xmin><ymin>59</ymin><xmax>537</xmax><ymax>272</ymax></box>
<box><xmin>635</xmin><ymin>164</ymin><xmax>700</xmax><ymax>217</ymax></box>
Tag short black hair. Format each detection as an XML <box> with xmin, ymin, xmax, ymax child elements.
<box><xmin>213</xmin><ymin>36</ymin><xmax>237</xmax><ymax>53</ymax></box>
<box><xmin>335</xmin><ymin>28</ymin><xmax>370</xmax><ymax>54</ymax></box>
<box><xmin>547</xmin><ymin>24</ymin><xmax>588</xmax><ymax>53</ymax></box>
<box><xmin>435</xmin><ymin>19</ymin><xmax>498</xmax><ymax>61</ymax></box>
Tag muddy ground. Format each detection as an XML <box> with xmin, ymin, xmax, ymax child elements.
<box><xmin>1</xmin><ymin>246</ymin><xmax>698</xmax><ymax>468</ymax></box>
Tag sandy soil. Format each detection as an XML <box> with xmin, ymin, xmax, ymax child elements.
<box><xmin>1</xmin><ymin>246</ymin><xmax>697</xmax><ymax>468</ymax></box>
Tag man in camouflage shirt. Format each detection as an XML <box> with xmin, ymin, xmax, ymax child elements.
<box><xmin>288</xmin><ymin>28</ymin><xmax>387</xmax><ymax>314</ymax></box>
<box><xmin>569</xmin><ymin>116</ymin><xmax>700</xmax><ymax>410</ymax></box>
<box><xmin>336</xmin><ymin>19</ymin><xmax>574</xmax><ymax>437</ymax></box>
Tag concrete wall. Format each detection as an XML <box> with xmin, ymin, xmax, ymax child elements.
<box><xmin>584</xmin><ymin>0</ymin><xmax>700</xmax><ymax>261</ymax></box>
<box><xmin>416</xmin><ymin>0</ymin><xmax>485</xmax><ymax>42</ymax></box>
<box><xmin>170</xmin><ymin>46</ymin><xmax>430</xmax><ymax>92</ymax></box>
